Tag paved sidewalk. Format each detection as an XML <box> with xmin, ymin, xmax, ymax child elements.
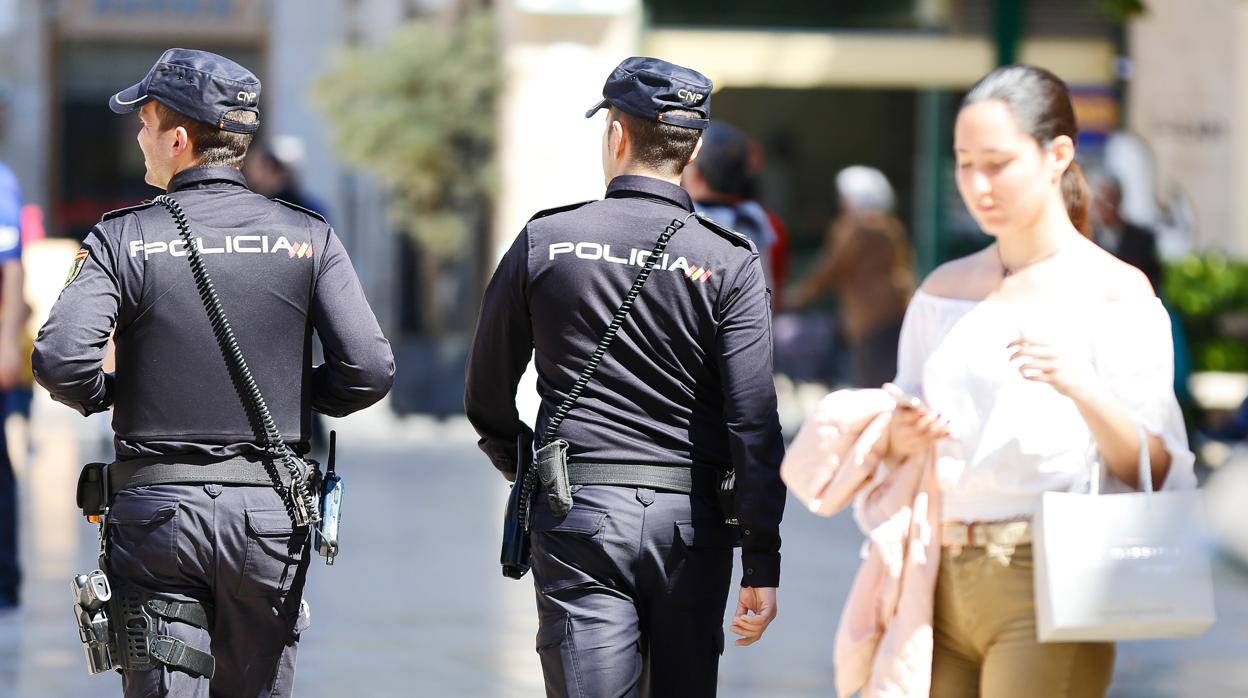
<box><xmin>1</xmin><ymin>397</ymin><xmax>1246</xmax><ymax>696</ymax></box>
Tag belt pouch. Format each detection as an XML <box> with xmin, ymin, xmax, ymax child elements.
<box><xmin>77</xmin><ymin>463</ymin><xmax>108</xmax><ymax>517</ymax></box>
<box><xmin>535</xmin><ymin>439</ymin><xmax>573</xmax><ymax>517</ymax></box>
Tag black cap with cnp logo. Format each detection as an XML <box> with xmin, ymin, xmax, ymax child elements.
<box><xmin>109</xmin><ymin>48</ymin><xmax>261</xmax><ymax>134</ymax></box>
<box><xmin>585</xmin><ymin>56</ymin><xmax>712</xmax><ymax>131</ymax></box>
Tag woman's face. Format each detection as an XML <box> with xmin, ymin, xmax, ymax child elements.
<box><xmin>953</xmin><ymin>99</ymin><xmax>1058</xmax><ymax>238</ymax></box>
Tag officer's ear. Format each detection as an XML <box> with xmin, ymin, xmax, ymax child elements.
<box><xmin>687</xmin><ymin>136</ymin><xmax>704</xmax><ymax>167</ymax></box>
<box><xmin>609</xmin><ymin>118</ymin><xmax>626</xmax><ymax>161</ymax></box>
<box><xmin>170</xmin><ymin>126</ymin><xmax>192</xmax><ymax>158</ymax></box>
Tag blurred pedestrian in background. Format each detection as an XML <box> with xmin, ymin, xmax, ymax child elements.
<box><xmin>243</xmin><ymin>137</ymin><xmax>331</xmax><ymax>221</ymax></box>
<box><xmin>0</xmin><ymin>160</ymin><xmax>29</xmax><ymax>611</ymax></box>
<box><xmin>786</xmin><ymin>165</ymin><xmax>914</xmax><ymax>388</ymax></box>
<box><xmin>784</xmin><ymin>64</ymin><xmax>1197</xmax><ymax>698</ymax></box>
<box><xmin>683</xmin><ymin>121</ymin><xmax>790</xmax><ymax>305</ymax></box>
<box><xmin>1091</xmin><ymin>172</ymin><xmax>1163</xmax><ymax>292</ymax></box>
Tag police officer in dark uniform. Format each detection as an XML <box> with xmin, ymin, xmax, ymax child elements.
<box><xmin>465</xmin><ymin>57</ymin><xmax>785</xmax><ymax>697</ymax></box>
<box><xmin>33</xmin><ymin>49</ymin><xmax>394</xmax><ymax>697</ymax></box>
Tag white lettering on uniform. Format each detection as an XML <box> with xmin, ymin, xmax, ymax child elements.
<box><xmin>198</xmin><ymin>239</ymin><xmax>225</xmax><ymax>254</ymax></box>
<box><xmin>237</xmin><ymin>91</ymin><xmax>258</xmax><ymax>103</ymax></box>
<box><xmin>270</xmin><ymin>236</ymin><xmax>295</xmax><ymax>256</ymax></box>
<box><xmin>144</xmin><ymin>241</ymin><xmax>167</xmax><ymax>259</ymax></box>
<box><xmin>547</xmin><ymin>240</ymin><xmax>712</xmax><ymax>279</ymax></box>
<box><xmin>234</xmin><ymin>235</ymin><xmax>262</xmax><ymax>253</ymax></box>
<box><xmin>603</xmin><ymin>245</ymin><xmax>628</xmax><ymax>264</ymax></box>
<box><xmin>575</xmin><ymin>242</ymin><xmax>602</xmax><ymax>260</ymax></box>
<box><xmin>126</xmin><ymin>235</ymin><xmax>314</xmax><ymax>260</ymax></box>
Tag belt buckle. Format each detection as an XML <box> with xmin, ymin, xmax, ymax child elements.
<box><xmin>968</xmin><ymin>521</ymin><xmax>984</xmax><ymax>547</ymax></box>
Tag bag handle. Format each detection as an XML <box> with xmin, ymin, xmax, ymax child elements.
<box><xmin>1091</xmin><ymin>423</ymin><xmax>1153</xmax><ymax>496</ymax></box>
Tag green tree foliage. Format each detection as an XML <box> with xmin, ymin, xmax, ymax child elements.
<box><xmin>1166</xmin><ymin>254</ymin><xmax>1248</xmax><ymax>372</ymax></box>
<box><xmin>313</xmin><ymin>11</ymin><xmax>500</xmax><ymax>259</ymax></box>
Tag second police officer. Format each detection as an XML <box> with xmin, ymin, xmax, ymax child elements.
<box><xmin>33</xmin><ymin>49</ymin><xmax>394</xmax><ymax>697</ymax></box>
<box><xmin>466</xmin><ymin>57</ymin><xmax>786</xmax><ymax>696</ymax></box>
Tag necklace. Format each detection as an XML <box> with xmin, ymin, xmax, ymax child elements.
<box><xmin>996</xmin><ymin>244</ymin><xmax>1061</xmax><ymax>277</ymax></box>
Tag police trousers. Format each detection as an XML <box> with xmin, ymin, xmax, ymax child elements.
<box><xmin>106</xmin><ymin>483</ymin><xmax>312</xmax><ymax>698</ymax></box>
<box><xmin>931</xmin><ymin>544</ymin><xmax>1115</xmax><ymax>698</ymax></box>
<box><xmin>530</xmin><ymin>484</ymin><xmax>737</xmax><ymax>698</ymax></box>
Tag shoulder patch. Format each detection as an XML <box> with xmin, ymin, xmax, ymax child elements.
<box><xmin>692</xmin><ymin>212</ymin><xmax>753</xmax><ymax>250</ymax></box>
<box><xmin>63</xmin><ymin>248</ymin><xmax>90</xmax><ymax>287</ymax></box>
<box><xmin>99</xmin><ymin>201</ymin><xmax>157</xmax><ymax>224</ymax></box>
<box><xmin>528</xmin><ymin>200</ymin><xmax>596</xmax><ymax>223</ymax></box>
<box><xmin>273</xmin><ymin>198</ymin><xmax>328</xmax><ymax>224</ymax></box>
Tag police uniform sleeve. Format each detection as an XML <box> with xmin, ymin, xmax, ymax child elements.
<box><xmin>716</xmin><ymin>253</ymin><xmax>786</xmax><ymax>588</ymax></box>
<box><xmin>310</xmin><ymin>228</ymin><xmax>395</xmax><ymax>416</ymax></box>
<box><xmin>32</xmin><ymin>227</ymin><xmax>119</xmax><ymax>416</ymax></box>
<box><xmin>464</xmin><ymin>227</ymin><xmax>532</xmax><ymax>476</ymax></box>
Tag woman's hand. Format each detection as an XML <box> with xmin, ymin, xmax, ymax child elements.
<box><xmin>882</xmin><ymin>383</ymin><xmax>950</xmax><ymax>461</ymax></box>
<box><xmin>1007</xmin><ymin>334</ymin><xmax>1104</xmax><ymax>402</ymax></box>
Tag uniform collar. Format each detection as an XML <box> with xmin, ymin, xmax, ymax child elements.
<box><xmin>605</xmin><ymin>175</ymin><xmax>693</xmax><ymax>212</ymax></box>
<box><xmin>167</xmin><ymin>166</ymin><xmax>249</xmax><ymax>194</ymax></box>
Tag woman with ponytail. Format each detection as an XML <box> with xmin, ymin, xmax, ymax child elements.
<box><xmin>892</xmin><ymin>64</ymin><xmax>1196</xmax><ymax>696</ymax></box>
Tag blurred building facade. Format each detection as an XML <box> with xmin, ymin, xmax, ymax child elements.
<box><xmin>0</xmin><ymin>0</ymin><xmax>1239</xmax><ymax>415</ymax></box>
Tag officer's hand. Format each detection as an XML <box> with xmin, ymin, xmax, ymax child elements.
<box><xmin>730</xmin><ymin>586</ymin><xmax>777</xmax><ymax>646</ymax></box>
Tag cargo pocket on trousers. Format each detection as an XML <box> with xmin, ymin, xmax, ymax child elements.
<box><xmin>536</xmin><ymin>614</ymin><xmax>583</xmax><ymax>696</ymax></box>
<box><xmin>107</xmin><ymin>495</ymin><xmax>180</xmax><ymax>582</ymax></box>
<box><xmin>668</xmin><ymin>520</ymin><xmax>737</xmax><ymax>595</ymax></box>
<box><xmin>238</xmin><ymin>509</ymin><xmax>308</xmax><ymax>597</ymax></box>
<box><xmin>530</xmin><ymin>505</ymin><xmax>609</xmax><ymax>595</ymax></box>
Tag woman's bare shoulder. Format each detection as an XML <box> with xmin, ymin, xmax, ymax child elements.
<box><xmin>920</xmin><ymin>247</ymin><xmax>995</xmax><ymax>299</ymax></box>
<box><xmin>1079</xmin><ymin>240</ymin><xmax>1158</xmax><ymax>302</ymax></box>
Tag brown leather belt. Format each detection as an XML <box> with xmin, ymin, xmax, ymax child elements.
<box><xmin>941</xmin><ymin>520</ymin><xmax>1032</xmax><ymax>548</ymax></box>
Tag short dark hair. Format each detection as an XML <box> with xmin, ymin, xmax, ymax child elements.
<box><xmin>610</xmin><ymin>106</ymin><xmax>702</xmax><ymax>177</ymax></box>
<box><xmin>152</xmin><ymin>101</ymin><xmax>256</xmax><ymax>168</ymax></box>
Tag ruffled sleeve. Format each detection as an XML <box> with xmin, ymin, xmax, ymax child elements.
<box><xmin>1092</xmin><ymin>299</ymin><xmax>1197</xmax><ymax>491</ymax></box>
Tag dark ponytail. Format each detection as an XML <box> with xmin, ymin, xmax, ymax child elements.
<box><xmin>1061</xmin><ymin>160</ymin><xmax>1091</xmax><ymax>238</ymax></box>
<box><xmin>963</xmin><ymin>65</ymin><xmax>1090</xmax><ymax>238</ymax></box>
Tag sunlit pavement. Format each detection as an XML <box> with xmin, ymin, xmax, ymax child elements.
<box><xmin>2</xmin><ymin>393</ymin><xmax>1247</xmax><ymax>697</ymax></box>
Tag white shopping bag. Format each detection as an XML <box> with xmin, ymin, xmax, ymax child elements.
<box><xmin>1033</xmin><ymin>426</ymin><xmax>1215</xmax><ymax>642</ymax></box>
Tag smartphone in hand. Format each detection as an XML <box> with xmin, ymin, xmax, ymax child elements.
<box><xmin>882</xmin><ymin>382</ymin><xmax>926</xmax><ymax>411</ymax></box>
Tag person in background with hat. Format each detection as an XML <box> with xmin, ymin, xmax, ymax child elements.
<box><xmin>683</xmin><ymin>121</ymin><xmax>791</xmax><ymax>308</ymax></box>
<box><xmin>33</xmin><ymin>48</ymin><xmax>393</xmax><ymax>697</ymax></box>
<box><xmin>466</xmin><ymin>56</ymin><xmax>785</xmax><ymax>696</ymax></box>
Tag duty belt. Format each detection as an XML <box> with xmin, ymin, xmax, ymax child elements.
<box><xmin>565</xmin><ymin>463</ymin><xmax>720</xmax><ymax>498</ymax></box>
<box><xmin>105</xmin><ymin>454</ymin><xmax>314</xmax><ymax>497</ymax></box>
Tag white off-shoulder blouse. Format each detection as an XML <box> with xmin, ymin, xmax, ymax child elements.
<box><xmin>893</xmin><ymin>289</ymin><xmax>1197</xmax><ymax>523</ymax></box>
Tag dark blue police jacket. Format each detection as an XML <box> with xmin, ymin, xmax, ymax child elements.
<box><xmin>33</xmin><ymin>166</ymin><xmax>394</xmax><ymax>460</ymax></box>
<box><xmin>465</xmin><ymin>174</ymin><xmax>785</xmax><ymax>587</ymax></box>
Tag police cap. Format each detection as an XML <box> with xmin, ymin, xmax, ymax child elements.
<box><xmin>584</xmin><ymin>57</ymin><xmax>712</xmax><ymax>131</ymax></box>
<box><xmin>109</xmin><ymin>48</ymin><xmax>261</xmax><ymax>134</ymax></box>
